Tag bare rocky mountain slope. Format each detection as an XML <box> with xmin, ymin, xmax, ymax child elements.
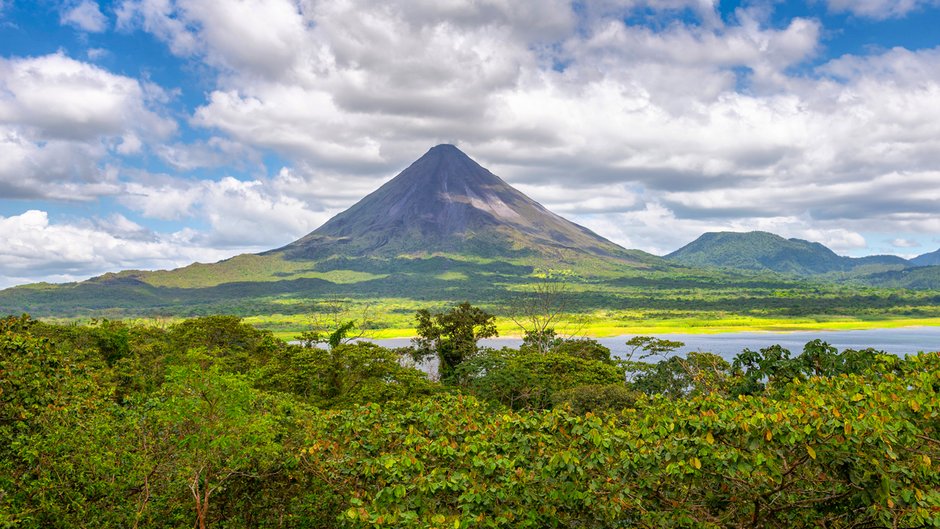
<box><xmin>274</xmin><ymin>144</ymin><xmax>651</xmax><ymax>264</ymax></box>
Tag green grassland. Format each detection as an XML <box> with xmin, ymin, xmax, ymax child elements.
<box><xmin>4</xmin><ymin>252</ymin><xmax>940</xmax><ymax>338</ymax></box>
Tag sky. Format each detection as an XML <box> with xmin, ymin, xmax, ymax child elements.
<box><xmin>1</xmin><ymin>0</ymin><xmax>940</xmax><ymax>289</ymax></box>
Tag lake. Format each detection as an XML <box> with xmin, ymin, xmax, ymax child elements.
<box><xmin>368</xmin><ymin>326</ymin><xmax>940</xmax><ymax>361</ymax></box>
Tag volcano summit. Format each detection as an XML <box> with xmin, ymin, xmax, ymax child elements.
<box><xmin>276</xmin><ymin>144</ymin><xmax>645</xmax><ymax>264</ymax></box>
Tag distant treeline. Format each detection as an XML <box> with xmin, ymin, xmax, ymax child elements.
<box><xmin>1</xmin><ymin>309</ymin><xmax>938</xmax><ymax>528</ymax></box>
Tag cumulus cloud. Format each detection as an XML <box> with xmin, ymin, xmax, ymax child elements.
<box><xmin>197</xmin><ymin>176</ymin><xmax>329</xmax><ymax>247</ymax></box>
<box><xmin>0</xmin><ymin>210</ymin><xmax>239</xmax><ymax>289</ymax></box>
<box><xmin>0</xmin><ymin>125</ymin><xmax>119</xmax><ymax>200</ymax></box>
<box><xmin>892</xmin><ymin>238</ymin><xmax>921</xmax><ymax>248</ymax></box>
<box><xmin>61</xmin><ymin>0</ymin><xmax>108</xmax><ymax>32</ymax></box>
<box><xmin>4</xmin><ymin>1</ymin><xmax>940</xmax><ymax>286</ymax></box>
<box><xmin>156</xmin><ymin>137</ymin><xmax>261</xmax><ymax>171</ymax></box>
<box><xmin>0</xmin><ymin>53</ymin><xmax>176</xmax><ymax>200</ymax></box>
<box><xmin>105</xmin><ymin>1</ymin><xmax>940</xmax><ymax>256</ymax></box>
<box><xmin>0</xmin><ymin>52</ymin><xmax>174</xmax><ymax>141</ymax></box>
<box><xmin>120</xmin><ymin>172</ymin><xmax>332</xmax><ymax>247</ymax></box>
<box><xmin>826</xmin><ymin>0</ymin><xmax>940</xmax><ymax>19</ymax></box>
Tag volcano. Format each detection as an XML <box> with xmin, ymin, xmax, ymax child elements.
<box><xmin>276</xmin><ymin>144</ymin><xmax>641</xmax><ymax>263</ymax></box>
<box><xmin>0</xmin><ymin>145</ymin><xmax>662</xmax><ymax>318</ymax></box>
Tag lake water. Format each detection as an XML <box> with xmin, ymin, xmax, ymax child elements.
<box><xmin>367</xmin><ymin>326</ymin><xmax>940</xmax><ymax>361</ymax></box>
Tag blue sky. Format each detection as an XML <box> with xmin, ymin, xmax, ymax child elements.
<box><xmin>1</xmin><ymin>0</ymin><xmax>939</xmax><ymax>288</ymax></box>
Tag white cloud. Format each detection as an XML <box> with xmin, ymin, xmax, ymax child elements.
<box><xmin>0</xmin><ymin>53</ymin><xmax>176</xmax><ymax>200</ymax></box>
<box><xmin>87</xmin><ymin>47</ymin><xmax>110</xmax><ymax>60</ymax></box>
<box><xmin>61</xmin><ymin>0</ymin><xmax>108</xmax><ymax>32</ymax></box>
<box><xmin>516</xmin><ymin>182</ymin><xmax>641</xmax><ymax>214</ymax></box>
<box><xmin>115</xmin><ymin>0</ymin><xmax>200</xmax><ymax>55</ymax></box>
<box><xmin>121</xmin><ymin>174</ymin><xmax>206</xmax><ymax>220</ymax></box>
<box><xmin>198</xmin><ymin>176</ymin><xmax>328</xmax><ymax>247</ymax></box>
<box><xmin>3</xmin><ymin>0</ymin><xmax>940</xmax><ymax>288</ymax></box>
<box><xmin>0</xmin><ymin>125</ymin><xmax>119</xmax><ymax>200</ymax></box>
<box><xmin>0</xmin><ymin>210</ymin><xmax>240</xmax><ymax>289</ymax></box>
<box><xmin>156</xmin><ymin>137</ymin><xmax>259</xmax><ymax>171</ymax></box>
<box><xmin>826</xmin><ymin>0</ymin><xmax>940</xmax><ymax>19</ymax></box>
<box><xmin>0</xmin><ymin>52</ymin><xmax>174</xmax><ymax>141</ymax></box>
<box><xmin>892</xmin><ymin>238</ymin><xmax>921</xmax><ymax>248</ymax></box>
<box><xmin>120</xmin><ymin>172</ymin><xmax>332</xmax><ymax>247</ymax></box>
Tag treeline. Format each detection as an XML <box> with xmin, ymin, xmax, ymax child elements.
<box><xmin>1</xmin><ymin>310</ymin><xmax>938</xmax><ymax>528</ymax></box>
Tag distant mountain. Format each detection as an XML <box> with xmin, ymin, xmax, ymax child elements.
<box><xmin>0</xmin><ymin>145</ymin><xmax>664</xmax><ymax>317</ymax></box>
<box><xmin>860</xmin><ymin>265</ymin><xmax>940</xmax><ymax>290</ymax></box>
<box><xmin>912</xmin><ymin>248</ymin><xmax>940</xmax><ymax>267</ymax></box>
<box><xmin>274</xmin><ymin>144</ymin><xmax>649</xmax><ymax>264</ymax></box>
<box><xmin>666</xmin><ymin>231</ymin><xmax>910</xmax><ymax>276</ymax></box>
<box><xmin>4</xmin><ymin>145</ymin><xmax>936</xmax><ymax>321</ymax></box>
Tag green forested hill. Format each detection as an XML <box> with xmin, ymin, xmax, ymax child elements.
<box><xmin>666</xmin><ymin>231</ymin><xmax>911</xmax><ymax>276</ymax></box>
<box><xmin>859</xmin><ymin>265</ymin><xmax>940</xmax><ymax>290</ymax></box>
<box><xmin>913</xmin><ymin>248</ymin><xmax>940</xmax><ymax>266</ymax></box>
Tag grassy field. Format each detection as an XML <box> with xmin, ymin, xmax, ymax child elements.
<box><xmin>243</xmin><ymin>309</ymin><xmax>940</xmax><ymax>341</ymax></box>
<box><xmin>10</xmin><ymin>253</ymin><xmax>940</xmax><ymax>342</ymax></box>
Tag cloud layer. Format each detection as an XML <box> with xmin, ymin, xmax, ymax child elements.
<box><xmin>1</xmin><ymin>0</ymin><xmax>939</xmax><ymax>285</ymax></box>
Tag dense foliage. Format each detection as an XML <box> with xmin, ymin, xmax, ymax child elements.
<box><xmin>1</xmin><ymin>312</ymin><xmax>938</xmax><ymax>528</ymax></box>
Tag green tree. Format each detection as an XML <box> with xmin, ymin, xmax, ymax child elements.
<box><xmin>167</xmin><ymin>316</ymin><xmax>281</xmax><ymax>373</ymax></box>
<box><xmin>624</xmin><ymin>335</ymin><xmax>685</xmax><ymax>361</ymax></box>
<box><xmin>455</xmin><ymin>348</ymin><xmax>624</xmax><ymax>410</ymax></box>
<box><xmin>300</xmin><ymin>320</ymin><xmax>358</xmax><ymax>350</ymax></box>
<box><xmin>628</xmin><ymin>351</ymin><xmax>731</xmax><ymax>398</ymax></box>
<box><xmin>550</xmin><ymin>337</ymin><xmax>613</xmax><ymax>363</ymax></box>
<box><xmin>138</xmin><ymin>362</ymin><xmax>305</xmax><ymax>529</ymax></box>
<box><xmin>412</xmin><ymin>302</ymin><xmax>497</xmax><ymax>380</ymax></box>
<box><xmin>259</xmin><ymin>342</ymin><xmax>436</xmax><ymax>408</ymax></box>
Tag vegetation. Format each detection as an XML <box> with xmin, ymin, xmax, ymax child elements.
<box><xmin>5</xmin><ymin>254</ymin><xmax>940</xmax><ymax>339</ymax></box>
<box><xmin>413</xmin><ymin>302</ymin><xmax>498</xmax><ymax>379</ymax></box>
<box><xmin>1</xmin><ymin>310</ymin><xmax>938</xmax><ymax>528</ymax></box>
<box><xmin>666</xmin><ymin>230</ymin><xmax>909</xmax><ymax>276</ymax></box>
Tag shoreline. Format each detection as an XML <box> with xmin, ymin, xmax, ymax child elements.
<box><xmin>273</xmin><ymin>317</ymin><xmax>940</xmax><ymax>341</ymax></box>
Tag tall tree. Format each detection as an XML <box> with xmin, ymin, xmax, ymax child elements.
<box><xmin>508</xmin><ymin>268</ymin><xmax>576</xmax><ymax>354</ymax></box>
<box><xmin>413</xmin><ymin>302</ymin><xmax>497</xmax><ymax>380</ymax></box>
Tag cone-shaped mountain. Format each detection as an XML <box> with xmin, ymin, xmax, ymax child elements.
<box><xmin>278</xmin><ymin>144</ymin><xmax>644</xmax><ymax>263</ymax></box>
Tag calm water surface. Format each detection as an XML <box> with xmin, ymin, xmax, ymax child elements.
<box><xmin>369</xmin><ymin>326</ymin><xmax>940</xmax><ymax>361</ymax></box>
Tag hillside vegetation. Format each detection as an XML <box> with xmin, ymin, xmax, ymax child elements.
<box><xmin>2</xmin><ymin>313</ymin><xmax>938</xmax><ymax>528</ymax></box>
<box><xmin>666</xmin><ymin>231</ymin><xmax>940</xmax><ymax>290</ymax></box>
<box><xmin>666</xmin><ymin>231</ymin><xmax>909</xmax><ymax>276</ymax></box>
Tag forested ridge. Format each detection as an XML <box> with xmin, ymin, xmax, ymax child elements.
<box><xmin>1</xmin><ymin>311</ymin><xmax>938</xmax><ymax>528</ymax></box>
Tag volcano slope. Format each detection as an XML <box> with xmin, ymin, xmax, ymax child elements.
<box><xmin>2</xmin><ymin>145</ymin><xmax>939</xmax><ymax>334</ymax></box>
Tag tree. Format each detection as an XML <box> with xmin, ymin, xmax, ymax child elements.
<box><xmin>455</xmin><ymin>349</ymin><xmax>625</xmax><ymax>410</ymax></box>
<box><xmin>412</xmin><ymin>302</ymin><xmax>497</xmax><ymax>380</ymax></box>
<box><xmin>731</xmin><ymin>341</ymin><xmax>890</xmax><ymax>396</ymax></box>
<box><xmin>258</xmin><ymin>342</ymin><xmax>436</xmax><ymax>408</ymax></box>
<box><xmin>299</xmin><ymin>298</ymin><xmax>375</xmax><ymax>349</ymax></box>
<box><xmin>625</xmin><ymin>335</ymin><xmax>685</xmax><ymax>361</ymax></box>
<box><xmin>167</xmin><ymin>316</ymin><xmax>280</xmax><ymax>373</ymax></box>
<box><xmin>507</xmin><ymin>268</ymin><xmax>580</xmax><ymax>354</ymax></box>
<box><xmin>550</xmin><ymin>337</ymin><xmax>613</xmax><ymax>363</ymax></box>
<box><xmin>300</xmin><ymin>320</ymin><xmax>358</xmax><ymax>350</ymax></box>
<box><xmin>140</xmin><ymin>363</ymin><xmax>300</xmax><ymax>529</ymax></box>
